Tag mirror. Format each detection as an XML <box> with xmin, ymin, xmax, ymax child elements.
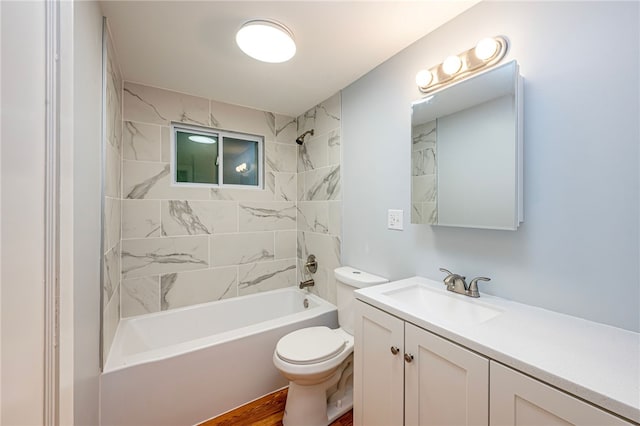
<box><xmin>411</xmin><ymin>60</ymin><xmax>523</xmax><ymax>230</ymax></box>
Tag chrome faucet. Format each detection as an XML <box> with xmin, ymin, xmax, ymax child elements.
<box><xmin>439</xmin><ymin>268</ymin><xmax>490</xmax><ymax>298</ymax></box>
<box><xmin>299</xmin><ymin>279</ymin><xmax>315</xmax><ymax>290</ymax></box>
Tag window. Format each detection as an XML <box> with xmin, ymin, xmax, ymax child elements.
<box><xmin>171</xmin><ymin>123</ymin><xmax>263</xmax><ymax>189</ymax></box>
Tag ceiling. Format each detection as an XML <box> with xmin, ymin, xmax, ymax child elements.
<box><xmin>100</xmin><ymin>1</ymin><xmax>479</xmax><ymax>117</ymax></box>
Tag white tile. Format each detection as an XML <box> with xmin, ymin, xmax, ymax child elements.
<box><xmin>297</xmin><ymin>107</ymin><xmax>316</xmax><ymax>134</ymax></box>
<box><xmin>103</xmin><ymin>243</ymin><xmax>120</xmax><ymax>308</ymax></box>
<box><xmin>121</xmin><ymin>276</ymin><xmax>160</xmax><ymax>317</ymax></box>
<box><xmin>123</xmin><ymin>161</ymin><xmax>210</xmax><ymax>200</ymax></box>
<box><xmin>275</xmin><ymin>114</ymin><xmax>297</xmax><ymax>144</ymax></box>
<box><xmin>209</xmin><ymin>99</ymin><xmax>275</xmax><ymax>138</ymax></box>
<box><xmin>297</xmin><ymin>171</ymin><xmax>305</xmax><ymax>201</ymax></box>
<box><xmin>123</xmin><ymin>121</ymin><xmax>162</xmax><ymax>161</ymax></box>
<box><xmin>266</xmin><ymin>141</ymin><xmax>297</xmax><ymax>173</ymax></box>
<box><xmin>275</xmin><ymin>230</ymin><xmax>297</xmax><ymax>259</ymax></box>
<box><xmin>161</xmin><ymin>200</ymin><xmax>213</xmax><ymax>236</ymax></box>
<box><xmin>327</xmin><ymin>129</ymin><xmax>341</xmax><ymax>166</ymax></box>
<box><xmin>161</xmin><ymin>126</ymin><xmax>170</xmax><ymax>162</ymax></box>
<box><xmin>238</xmin><ymin>259</ymin><xmax>297</xmax><ymax>296</ymax></box>
<box><xmin>412</xmin><ymin>120</ymin><xmax>436</xmax><ymax>152</ymax></box>
<box><xmin>209</xmin><ymin>174</ymin><xmax>275</xmax><ymax>202</ymax></box>
<box><xmin>211</xmin><ymin>232</ymin><xmax>274</xmax><ymax>267</ymax></box>
<box><xmin>314</xmin><ymin>92</ymin><xmax>341</xmax><ymax>136</ymax></box>
<box><xmin>121</xmin><ymin>236</ymin><xmax>209</xmax><ymax>279</ymax></box>
<box><xmin>297</xmin><ymin>202</ymin><xmax>329</xmax><ymax>234</ymax></box>
<box><xmin>160</xmin><ymin>267</ymin><xmax>237</xmax><ymax>310</ymax></box>
<box><xmin>122</xmin><ymin>199</ymin><xmax>161</xmax><ymax>239</ymax></box>
<box><xmin>211</xmin><ymin>201</ymin><xmax>238</xmax><ymax>233</ymax></box>
<box><xmin>104</xmin><ymin>196</ymin><xmax>121</xmax><ymax>251</ymax></box>
<box><xmin>298</xmin><ymin>231</ymin><xmax>341</xmax><ymax>272</ymax></box>
<box><xmin>238</xmin><ymin>201</ymin><xmax>296</xmax><ymax>231</ymax></box>
<box><xmin>105</xmin><ymin>144</ymin><xmax>121</xmax><ymax>199</ymax></box>
<box><xmin>102</xmin><ymin>286</ymin><xmax>120</xmax><ymax>362</ymax></box>
<box><xmin>412</xmin><ymin>175</ymin><xmax>436</xmax><ymax>203</ymax></box>
<box><xmin>298</xmin><ymin>133</ymin><xmax>328</xmax><ymax>172</ymax></box>
<box><xmin>275</xmin><ymin>173</ymin><xmax>297</xmax><ymax>202</ymax></box>
<box><xmin>123</xmin><ymin>82</ymin><xmax>209</xmax><ymax>126</ymax></box>
<box><xmin>328</xmin><ymin>201</ymin><xmax>342</xmax><ymax>236</ymax></box>
<box><xmin>305</xmin><ymin>165</ymin><xmax>341</xmax><ymax>201</ymax></box>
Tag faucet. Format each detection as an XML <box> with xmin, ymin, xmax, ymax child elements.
<box><xmin>299</xmin><ymin>279</ymin><xmax>315</xmax><ymax>290</ymax></box>
<box><xmin>439</xmin><ymin>268</ymin><xmax>490</xmax><ymax>298</ymax></box>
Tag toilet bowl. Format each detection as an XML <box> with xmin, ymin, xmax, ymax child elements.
<box><xmin>273</xmin><ymin>267</ymin><xmax>388</xmax><ymax>426</ymax></box>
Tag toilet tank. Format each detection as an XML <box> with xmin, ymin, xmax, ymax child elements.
<box><xmin>334</xmin><ymin>266</ymin><xmax>388</xmax><ymax>335</ymax></box>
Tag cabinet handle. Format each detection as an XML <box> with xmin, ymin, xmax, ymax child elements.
<box><xmin>390</xmin><ymin>346</ymin><xmax>399</xmax><ymax>355</ymax></box>
<box><xmin>404</xmin><ymin>353</ymin><xmax>414</xmax><ymax>363</ymax></box>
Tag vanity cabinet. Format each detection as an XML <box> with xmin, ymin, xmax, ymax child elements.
<box><xmin>354</xmin><ymin>301</ymin><xmax>489</xmax><ymax>426</ymax></box>
<box><xmin>354</xmin><ymin>300</ymin><xmax>634</xmax><ymax>426</ymax></box>
<box><xmin>490</xmin><ymin>362</ymin><xmax>631</xmax><ymax>426</ymax></box>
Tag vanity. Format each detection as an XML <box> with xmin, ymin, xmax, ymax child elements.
<box><xmin>353</xmin><ymin>277</ymin><xmax>640</xmax><ymax>425</ymax></box>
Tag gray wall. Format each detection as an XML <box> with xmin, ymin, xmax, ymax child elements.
<box><xmin>342</xmin><ymin>1</ymin><xmax>639</xmax><ymax>331</ymax></box>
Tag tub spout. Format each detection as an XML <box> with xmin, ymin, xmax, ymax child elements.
<box><xmin>299</xmin><ymin>279</ymin><xmax>315</xmax><ymax>289</ymax></box>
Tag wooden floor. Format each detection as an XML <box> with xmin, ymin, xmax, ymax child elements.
<box><xmin>200</xmin><ymin>388</ymin><xmax>353</xmax><ymax>426</ymax></box>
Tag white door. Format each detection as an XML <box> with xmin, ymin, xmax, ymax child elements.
<box><xmin>354</xmin><ymin>301</ymin><xmax>405</xmax><ymax>426</ymax></box>
<box><xmin>490</xmin><ymin>362</ymin><xmax>631</xmax><ymax>426</ymax></box>
<box><xmin>405</xmin><ymin>323</ymin><xmax>489</xmax><ymax>426</ymax></box>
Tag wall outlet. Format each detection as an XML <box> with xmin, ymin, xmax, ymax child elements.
<box><xmin>388</xmin><ymin>209</ymin><xmax>403</xmax><ymax>230</ymax></box>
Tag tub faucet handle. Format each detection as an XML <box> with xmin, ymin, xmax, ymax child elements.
<box><xmin>305</xmin><ymin>254</ymin><xmax>318</xmax><ymax>274</ymax></box>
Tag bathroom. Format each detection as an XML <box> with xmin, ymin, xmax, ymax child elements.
<box><xmin>1</xmin><ymin>1</ymin><xmax>638</xmax><ymax>425</ymax></box>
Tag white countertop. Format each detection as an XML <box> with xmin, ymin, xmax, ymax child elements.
<box><xmin>355</xmin><ymin>276</ymin><xmax>640</xmax><ymax>423</ymax></box>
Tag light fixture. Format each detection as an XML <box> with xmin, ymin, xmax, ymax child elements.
<box><xmin>442</xmin><ymin>55</ymin><xmax>462</xmax><ymax>75</ymax></box>
<box><xmin>188</xmin><ymin>135</ymin><xmax>217</xmax><ymax>144</ymax></box>
<box><xmin>236</xmin><ymin>20</ymin><xmax>296</xmax><ymax>63</ymax></box>
<box><xmin>415</xmin><ymin>36</ymin><xmax>509</xmax><ymax>94</ymax></box>
<box><xmin>235</xmin><ymin>163</ymin><xmax>248</xmax><ymax>173</ymax></box>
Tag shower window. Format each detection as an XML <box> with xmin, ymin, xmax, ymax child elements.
<box><xmin>171</xmin><ymin>123</ymin><xmax>263</xmax><ymax>189</ymax></box>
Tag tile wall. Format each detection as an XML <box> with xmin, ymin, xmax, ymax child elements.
<box><xmin>103</xmin><ymin>27</ymin><xmax>123</xmax><ymax>360</ymax></box>
<box><xmin>296</xmin><ymin>93</ymin><xmax>343</xmax><ymax>304</ymax></box>
<box><xmin>411</xmin><ymin>120</ymin><xmax>437</xmax><ymax>224</ymax></box>
<box><xmin>120</xmin><ymin>82</ymin><xmax>301</xmax><ymax>317</ymax></box>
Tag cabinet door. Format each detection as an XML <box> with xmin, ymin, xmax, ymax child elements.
<box><xmin>354</xmin><ymin>301</ymin><xmax>405</xmax><ymax>426</ymax></box>
<box><xmin>405</xmin><ymin>323</ymin><xmax>489</xmax><ymax>426</ymax></box>
<box><xmin>490</xmin><ymin>362</ymin><xmax>631</xmax><ymax>426</ymax></box>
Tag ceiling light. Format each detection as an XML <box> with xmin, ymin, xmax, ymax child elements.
<box><xmin>188</xmin><ymin>135</ymin><xmax>217</xmax><ymax>144</ymax></box>
<box><xmin>236</xmin><ymin>20</ymin><xmax>296</xmax><ymax>63</ymax></box>
<box><xmin>475</xmin><ymin>37</ymin><xmax>499</xmax><ymax>60</ymax></box>
<box><xmin>442</xmin><ymin>56</ymin><xmax>462</xmax><ymax>75</ymax></box>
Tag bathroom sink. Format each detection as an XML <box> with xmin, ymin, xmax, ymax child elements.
<box><xmin>382</xmin><ymin>284</ymin><xmax>503</xmax><ymax>326</ymax></box>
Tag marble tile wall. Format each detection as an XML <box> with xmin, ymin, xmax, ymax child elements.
<box><xmin>120</xmin><ymin>82</ymin><xmax>299</xmax><ymax>317</ymax></box>
<box><xmin>296</xmin><ymin>93</ymin><xmax>342</xmax><ymax>304</ymax></box>
<box><xmin>103</xmin><ymin>27</ymin><xmax>123</xmax><ymax>361</ymax></box>
<box><xmin>411</xmin><ymin>120</ymin><xmax>437</xmax><ymax>224</ymax></box>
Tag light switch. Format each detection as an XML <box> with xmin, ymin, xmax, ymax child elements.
<box><xmin>388</xmin><ymin>209</ymin><xmax>403</xmax><ymax>230</ymax></box>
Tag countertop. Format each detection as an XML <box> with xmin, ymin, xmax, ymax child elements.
<box><xmin>355</xmin><ymin>276</ymin><xmax>640</xmax><ymax>423</ymax></box>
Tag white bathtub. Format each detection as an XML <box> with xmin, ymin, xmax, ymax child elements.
<box><xmin>100</xmin><ymin>287</ymin><xmax>338</xmax><ymax>426</ymax></box>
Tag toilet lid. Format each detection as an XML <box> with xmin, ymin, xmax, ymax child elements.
<box><xmin>276</xmin><ymin>327</ymin><xmax>346</xmax><ymax>365</ymax></box>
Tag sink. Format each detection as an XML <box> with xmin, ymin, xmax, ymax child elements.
<box><xmin>382</xmin><ymin>284</ymin><xmax>503</xmax><ymax>326</ymax></box>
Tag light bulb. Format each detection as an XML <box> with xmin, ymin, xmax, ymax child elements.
<box><xmin>188</xmin><ymin>135</ymin><xmax>217</xmax><ymax>144</ymax></box>
<box><xmin>475</xmin><ymin>37</ymin><xmax>499</xmax><ymax>61</ymax></box>
<box><xmin>442</xmin><ymin>55</ymin><xmax>462</xmax><ymax>75</ymax></box>
<box><xmin>415</xmin><ymin>70</ymin><xmax>433</xmax><ymax>88</ymax></box>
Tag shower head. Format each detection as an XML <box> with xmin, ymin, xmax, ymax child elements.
<box><xmin>295</xmin><ymin>129</ymin><xmax>314</xmax><ymax>145</ymax></box>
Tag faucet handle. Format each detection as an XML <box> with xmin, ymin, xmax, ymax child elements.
<box><xmin>468</xmin><ymin>277</ymin><xmax>491</xmax><ymax>298</ymax></box>
<box><xmin>439</xmin><ymin>268</ymin><xmax>453</xmax><ymax>276</ymax></box>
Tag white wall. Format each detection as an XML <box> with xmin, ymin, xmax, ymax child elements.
<box><xmin>342</xmin><ymin>1</ymin><xmax>639</xmax><ymax>331</ymax></box>
<box><xmin>0</xmin><ymin>1</ymin><xmax>46</xmax><ymax>424</ymax></box>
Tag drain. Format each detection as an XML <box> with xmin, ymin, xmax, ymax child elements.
<box><xmin>303</xmin><ymin>298</ymin><xmax>309</xmax><ymax>308</ymax></box>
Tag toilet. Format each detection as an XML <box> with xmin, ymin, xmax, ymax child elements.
<box><xmin>273</xmin><ymin>266</ymin><xmax>388</xmax><ymax>426</ymax></box>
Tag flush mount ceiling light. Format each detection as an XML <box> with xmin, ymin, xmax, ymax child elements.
<box><xmin>236</xmin><ymin>20</ymin><xmax>296</xmax><ymax>63</ymax></box>
<box><xmin>416</xmin><ymin>35</ymin><xmax>508</xmax><ymax>93</ymax></box>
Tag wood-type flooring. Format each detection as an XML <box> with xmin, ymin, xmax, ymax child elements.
<box><xmin>200</xmin><ymin>388</ymin><xmax>353</xmax><ymax>426</ymax></box>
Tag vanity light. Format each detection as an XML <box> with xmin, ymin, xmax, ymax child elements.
<box><xmin>416</xmin><ymin>35</ymin><xmax>509</xmax><ymax>93</ymax></box>
<box><xmin>442</xmin><ymin>55</ymin><xmax>462</xmax><ymax>75</ymax></box>
<box><xmin>235</xmin><ymin>163</ymin><xmax>248</xmax><ymax>173</ymax></box>
<box><xmin>188</xmin><ymin>135</ymin><xmax>217</xmax><ymax>144</ymax></box>
<box><xmin>236</xmin><ymin>20</ymin><xmax>296</xmax><ymax>63</ymax></box>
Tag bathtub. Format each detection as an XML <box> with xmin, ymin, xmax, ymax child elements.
<box><xmin>100</xmin><ymin>287</ymin><xmax>338</xmax><ymax>426</ymax></box>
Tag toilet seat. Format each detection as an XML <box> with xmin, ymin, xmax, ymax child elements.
<box><xmin>276</xmin><ymin>326</ymin><xmax>346</xmax><ymax>365</ymax></box>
